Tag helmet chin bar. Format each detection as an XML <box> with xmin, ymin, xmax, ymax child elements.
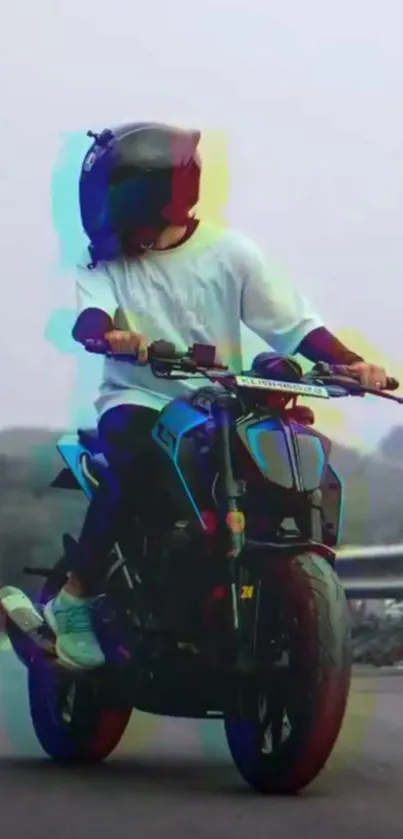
<box><xmin>86</xmin><ymin>218</ymin><xmax>168</xmax><ymax>265</ymax></box>
<box><xmin>127</xmin><ymin>215</ymin><xmax>169</xmax><ymax>253</ymax></box>
<box><xmin>139</xmin><ymin>241</ymin><xmax>157</xmax><ymax>251</ymax></box>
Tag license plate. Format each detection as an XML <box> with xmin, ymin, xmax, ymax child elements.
<box><xmin>235</xmin><ymin>376</ymin><xmax>329</xmax><ymax>398</ymax></box>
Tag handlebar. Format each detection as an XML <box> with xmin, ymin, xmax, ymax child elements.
<box><xmin>311</xmin><ymin>361</ymin><xmax>399</xmax><ymax>392</ymax></box>
<box><xmin>84</xmin><ymin>338</ymin><xmax>228</xmax><ymax>372</ymax></box>
<box><xmin>84</xmin><ymin>338</ymin><xmax>401</xmax><ymax>401</ymax></box>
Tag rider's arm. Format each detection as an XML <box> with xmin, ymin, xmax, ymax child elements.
<box><xmin>239</xmin><ymin>238</ymin><xmax>363</xmax><ymax>363</ymax></box>
<box><xmin>297</xmin><ymin>327</ymin><xmax>363</xmax><ymax>365</ymax></box>
<box><xmin>72</xmin><ymin>260</ymin><xmax>118</xmax><ymax>345</ymax></box>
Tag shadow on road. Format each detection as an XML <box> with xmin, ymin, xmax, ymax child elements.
<box><xmin>0</xmin><ymin>754</ymin><xmax>332</xmax><ymax>799</ymax></box>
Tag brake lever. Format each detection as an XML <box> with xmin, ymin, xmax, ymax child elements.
<box><xmin>321</xmin><ymin>375</ymin><xmax>403</xmax><ymax>403</ymax></box>
<box><xmin>363</xmin><ymin>389</ymin><xmax>403</xmax><ymax>405</ymax></box>
<box><xmin>307</xmin><ymin>373</ymin><xmax>403</xmax><ymax>404</ymax></box>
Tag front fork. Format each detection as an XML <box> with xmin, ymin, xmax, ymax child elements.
<box><xmin>213</xmin><ymin>397</ymin><xmax>256</xmax><ymax>671</ymax></box>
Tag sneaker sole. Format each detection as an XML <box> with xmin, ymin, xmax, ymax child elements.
<box><xmin>0</xmin><ymin>587</ymin><xmax>44</xmax><ymax>634</ymax></box>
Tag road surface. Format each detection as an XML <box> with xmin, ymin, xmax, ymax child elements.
<box><xmin>0</xmin><ymin>655</ymin><xmax>402</xmax><ymax>838</ymax></box>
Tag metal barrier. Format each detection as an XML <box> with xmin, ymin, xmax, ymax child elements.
<box><xmin>335</xmin><ymin>544</ymin><xmax>403</xmax><ymax>599</ymax></box>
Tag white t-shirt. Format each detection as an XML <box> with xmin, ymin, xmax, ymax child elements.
<box><xmin>75</xmin><ymin>222</ymin><xmax>323</xmax><ymax>417</ymax></box>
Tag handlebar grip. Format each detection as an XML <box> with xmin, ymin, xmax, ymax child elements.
<box><xmin>84</xmin><ymin>338</ymin><xmax>110</xmax><ymax>354</ymax></box>
<box><xmin>83</xmin><ymin>338</ymin><xmax>138</xmax><ymax>362</ymax></box>
<box><xmin>386</xmin><ymin>377</ymin><xmax>400</xmax><ymax>391</ymax></box>
<box><xmin>83</xmin><ymin>338</ymin><xmax>175</xmax><ymax>363</ymax></box>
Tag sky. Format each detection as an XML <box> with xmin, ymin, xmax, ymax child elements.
<box><xmin>1</xmin><ymin>0</ymin><xmax>403</xmax><ymax>450</ymax></box>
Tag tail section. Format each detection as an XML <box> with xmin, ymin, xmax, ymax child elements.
<box><xmin>50</xmin><ymin>468</ymin><xmax>82</xmax><ymax>490</ymax></box>
<box><xmin>54</xmin><ymin>433</ymin><xmax>96</xmax><ymax>499</ymax></box>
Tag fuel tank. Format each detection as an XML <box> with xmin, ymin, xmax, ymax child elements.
<box><xmin>151</xmin><ymin>397</ymin><xmax>212</xmax><ymax>528</ymax></box>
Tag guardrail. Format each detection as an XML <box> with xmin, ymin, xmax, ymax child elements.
<box><xmin>336</xmin><ymin>544</ymin><xmax>403</xmax><ymax>599</ymax></box>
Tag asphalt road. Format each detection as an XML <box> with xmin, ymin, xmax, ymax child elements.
<box><xmin>0</xmin><ymin>656</ymin><xmax>402</xmax><ymax>839</ymax></box>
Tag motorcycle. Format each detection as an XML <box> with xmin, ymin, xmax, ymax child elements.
<box><xmin>1</xmin><ymin>340</ymin><xmax>401</xmax><ymax>793</ymax></box>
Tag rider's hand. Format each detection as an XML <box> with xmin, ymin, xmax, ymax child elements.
<box><xmin>104</xmin><ymin>330</ymin><xmax>148</xmax><ymax>364</ymax></box>
<box><xmin>346</xmin><ymin>361</ymin><xmax>388</xmax><ymax>390</ymax></box>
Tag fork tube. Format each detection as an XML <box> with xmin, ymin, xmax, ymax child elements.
<box><xmin>212</xmin><ymin>397</ymin><xmax>245</xmax><ymax>629</ymax></box>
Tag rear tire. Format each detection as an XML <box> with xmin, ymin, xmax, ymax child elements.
<box><xmin>28</xmin><ymin>664</ymin><xmax>132</xmax><ymax>763</ymax></box>
<box><xmin>225</xmin><ymin>552</ymin><xmax>351</xmax><ymax>793</ymax></box>
<box><xmin>27</xmin><ymin>554</ymin><xmax>132</xmax><ymax>763</ymax></box>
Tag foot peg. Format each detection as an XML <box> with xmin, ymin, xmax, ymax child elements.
<box><xmin>63</xmin><ymin>533</ymin><xmax>78</xmax><ymax>557</ymax></box>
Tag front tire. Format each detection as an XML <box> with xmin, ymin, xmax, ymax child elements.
<box><xmin>225</xmin><ymin>552</ymin><xmax>351</xmax><ymax>794</ymax></box>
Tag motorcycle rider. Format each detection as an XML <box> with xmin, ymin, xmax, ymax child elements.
<box><xmin>42</xmin><ymin>122</ymin><xmax>388</xmax><ymax>670</ymax></box>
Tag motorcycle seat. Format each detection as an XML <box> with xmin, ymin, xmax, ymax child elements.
<box><xmin>77</xmin><ymin>428</ymin><xmax>103</xmax><ymax>455</ymax></box>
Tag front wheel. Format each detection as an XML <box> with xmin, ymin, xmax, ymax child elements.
<box><xmin>224</xmin><ymin>552</ymin><xmax>351</xmax><ymax>794</ymax></box>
